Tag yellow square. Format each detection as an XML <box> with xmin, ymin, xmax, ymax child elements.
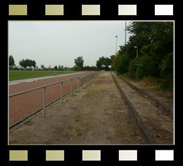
<box><xmin>45</xmin><ymin>5</ymin><xmax>64</xmax><ymax>15</ymax></box>
<box><xmin>46</xmin><ymin>150</ymin><xmax>64</xmax><ymax>161</ymax></box>
<box><xmin>9</xmin><ymin>150</ymin><xmax>28</xmax><ymax>161</ymax></box>
<box><xmin>82</xmin><ymin>150</ymin><xmax>101</xmax><ymax>161</ymax></box>
<box><xmin>82</xmin><ymin>5</ymin><xmax>100</xmax><ymax>15</ymax></box>
<box><xmin>9</xmin><ymin>5</ymin><xmax>27</xmax><ymax>15</ymax></box>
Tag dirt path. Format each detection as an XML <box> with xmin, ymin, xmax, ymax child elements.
<box><xmin>9</xmin><ymin>72</ymin><xmax>145</xmax><ymax>145</ymax></box>
<box><xmin>113</xmin><ymin>73</ymin><xmax>173</xmax><ymax>144</ymax></box>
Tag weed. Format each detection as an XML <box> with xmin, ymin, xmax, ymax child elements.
<box><xmin>75</xmin><ymin>115</ymin><xmax>81</xmax><ymax>122</ymax></box>
<box><xmin>74</xmin><ymin>127</ymin><xmax>80</xmax><ymax>131</ymax></box>
<box><xmin>68</xmin><ymin>125</ymin><xmax>73</xmax><ymax>130</ymax></box>
<box><xmin>65</xmin><ymin>132</ymin><xmax>69</xmax><ymax>138</ymax></box>
<box><xmin>110</xmin><ymin>94</ymin><xmax>114</xmax><ymax>98</ymax></box>
<box><xmin>72</xmin><ymin>93</ymin><xmax>77</xmax><ymax>97</ymax></box>
<box><xmin>155</xmin><ymin>134</ymin><xmax>160</xmax><ymax>138</ymax></box>
<box><xmin>25</xmin><ymin>121</ymin><xmax>33</xmax><ymax>126</ymax></box>
<box><xmin>64</xmin><ymin>99</ymin><xmax>69</xmax><ymax>103</ymax></box>
<box><xmin>82</xmin><ymin>92</ymin><xmax>90</xmax><ymax>98</ymax></box>
<box><xmin>154</xmin><ymin>126</ymin><xmax>160</xmax><ymax>132</ymax></box>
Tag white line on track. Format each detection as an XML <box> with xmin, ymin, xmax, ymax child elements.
<box><xmin>9</xmin><ymin>72</ymin><xmax>84</xmax><ymax>85</ymax></box>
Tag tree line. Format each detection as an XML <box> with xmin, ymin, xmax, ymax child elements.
<box><xmin>112</xmin><ymin>22</ymin><xmax>173</xmax><ymax>91</ymax></box>
<box><xmin>9</xmin><ymin>56</ymin><xmax>36</xmax><ymax>69</ymax></box>
<box><xmin>9</xmin><ymin>55</ymin><xmax>99</xmax><ymax>71</ymax></box>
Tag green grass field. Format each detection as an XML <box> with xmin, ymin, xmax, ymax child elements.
<box><xmin>9</xmin><ymin>70</ymin><xmax>75</xmax><ymax>81</ymax></box>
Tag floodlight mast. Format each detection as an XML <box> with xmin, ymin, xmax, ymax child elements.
<box><xmin>115</xmin><ymin>36</ymin><xmax>118</xmax><ymax>53</ymax></box>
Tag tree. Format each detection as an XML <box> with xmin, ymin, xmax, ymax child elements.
<box><xmin>104</xmin><ymin>57</ymin><xmax>111</xmax><ymax>67</ymax></box>
<box><xmin>30</xmin><ymin>60</ymin><xmax>36</xmax><ymax>68</ymax></box>
<box><xmin>96</xmin><ymin>60</ymin><xmax>102</xmax><ymax>69</ymax></box>
<box><xmin>41</xmin><ymin>64</ymin><xmax>45</xmax><ymax>69</ymax></box>
<box><xmin>96</xmin><ymin>56</ymin><xmax>112</xmax><ymax>70</ymax></box>
<box><xmin>54</xmin><ymin>65</ymin><xmax>58</xmax><ymax>70</ymax></box>
<box><xmin>19</xmin><ymin>59</ymin><xmax>27</xmax><ymax>68</ymax></box>
<box><xmin>19</xmin><ymin>59</ymin><xmax>36</xmax><ymax>69</ymax></box>
<box><xmin>9</xmin><ymin>55</ymin><xmax>15</xmax><ymax>66</ymax></box>
<box><xmin>58</xmin><ymin>65</ymin><xmax>64</xmax><ymax>71</ymax></box>
<box><xmin>74</xmin><ymin>56</ymin><xmax>84</xmax><ymax>69</ymax></box>
<box><xmin>112</xmin><ymin>22</ymin><xmax>173</xmax><ymax>91</ymax></box>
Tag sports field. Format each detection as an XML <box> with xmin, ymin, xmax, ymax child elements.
<box><xmin>9</xmin><ymin>70</ymin><xmax>74</xmax><ymax>81</ymax></box>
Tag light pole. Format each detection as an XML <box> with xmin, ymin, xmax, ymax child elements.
<box><xmin>123</xmin><ymin>21</ymin><xmax>128</xmax><ymax>45</ymax></box>
<box><xmin>134</xmin><ymin>46</ymin><xmax>138</xmax><ymax>58</ymax></box>
<box><xmin>115</xmin><ymin>36</ymin><xmax>118</xmax><ymax>53</ymax></box>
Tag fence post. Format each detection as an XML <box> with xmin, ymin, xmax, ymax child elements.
<box><xmin>71</xmin><ymin>79</ymin><xmax>73</xmax><ymax>94</ymax></box>
<box><xmin>61</xmin><ymin>82</ymin><xmax>63</xmax><ymax>104</ymax></box>
<box><xmin>43</xmin><ymin>87</ymin><xmax>46</xmax><ymax>117</ymax></box>
<box><xmin>77</xmin><ymin>77</ymin><xmax>79</xmax><ymax>89</ymax></box>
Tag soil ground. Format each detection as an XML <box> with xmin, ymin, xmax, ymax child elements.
<box><xmin>9</xmin><ymin>72</ymin><xmax>146</xmax><ymax>145</ymax></box>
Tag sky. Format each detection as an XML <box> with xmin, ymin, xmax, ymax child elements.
<box><xmin>8</xmin><ymin>21</ymin><xmax>131</xmax><ymax>68</ymax></box>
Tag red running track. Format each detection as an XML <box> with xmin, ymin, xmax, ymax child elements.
<box><xmin>9</xmin><ymin>71</ymin><xmax>97</xmax><ymax>126</ymax></box>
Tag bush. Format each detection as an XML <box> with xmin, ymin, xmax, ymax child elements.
<box><xmin>128</xmin><ymin>55</ymin><xmax>159</xmax><ymax>80</ymax></box>
<box><xmin>116</xmin><ymin>53</ymin><xmax>130</xmax><ymax>75</ymax></box>
<box><xmin>159</xmin><ymin>52</ymin><xmax>173</xmax><ymax>91</ymax></box>
<box><xmin>128</xmin><ymin>58</ymin><xmax>139</xmax><ymax>79</ymax></box>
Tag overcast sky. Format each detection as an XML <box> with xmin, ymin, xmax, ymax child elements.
<box><xmin>8</xmin><ymin>21</ymin><xmax>131</xmax><ymax>68</ymax></box>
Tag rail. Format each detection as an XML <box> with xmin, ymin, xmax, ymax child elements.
<box><xmin>9</xmin><ymin>70</ymin><xmax>105</xmax><ymax>129</ymax></box>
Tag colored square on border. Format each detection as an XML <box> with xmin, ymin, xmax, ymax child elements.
<box><xmin>45</xmin><ymin>5</ymin><xmax>64</xmax><ymax>15</ymax></box>
<box><xmin>155</xmin><ymin>150</ymin><xmax>174</xmax><ymax>161</ymax></box>
<box><xmin>155</xmin><ymin>5</ymin><xmax>173</xmax><ymax>15</ymax></box>
<box><xmin>82</xmin><ymin>5</ymin><xmax>100</xmax><ymax>15</ymax></box>
<box><xmin>9</xmin><ymin>5</ymin><xmax>27</xmax><ymax>15</ymax></box>
<box><xmin>9</xmin><ymin>150</ymin><xmax>28</xmax><ymax>161</ymax></box>
<box><xmin>82</xmin><ymin>150</ymin><xmax>101</xmax><ymax>161</ymax></box>
<box><xmin>119</xmin><ymin>150</ymin><xmax>137</xmax><ymax>161</ymax></box>
<box><xmin>46</xmin><ymin>150</ymin><xmax>64</xmax><ymax>161</ymax></box>
<box><xmin>118</xmin><ymin>5</ymin><xmax>137</xmax><ymax>15</ymax></box>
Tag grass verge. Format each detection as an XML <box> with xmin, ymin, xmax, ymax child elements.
<box><xmin>9</xmin><ymin>70</ymin><xmax>75</xmax><ymax>81</ymax></box>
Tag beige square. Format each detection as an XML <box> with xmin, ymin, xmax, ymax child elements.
<box><xmin>9</xmin><ymin>5</ymin><xmax>27</xmax><ymax>15</ymax></box>
<box><xmin>82</xmin><ymin>5</ymin><xmax>100</xmax><ymax>15</ymax></box>
<box><xmin>118</xmin><ymin>5</ymin><xmax>137</xmax><ymax>15</ymax></box>
<box><xmin>45</xmin><ymin>5</ymin><xmax>64</xmax><ymax>15</ymax></box>
<box><xmin>82</xmin><ymin>150</ymin><xmax>101</xmax><ymax>161</ymax></box>
<box><xmin>119</xmin><ymin>150</ymin><xmax>137</xmax><ymax>161</ymax></box>
<box><xmin>46</xmin><ymin>150</ymin><xmax>64</xmax><ymax>161</ymax></box>
<box><xmin>9</xmin><ymin>150</ymin><xmax>28</xmax><ymax>161</ymax></box>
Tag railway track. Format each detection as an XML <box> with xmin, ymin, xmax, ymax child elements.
<box><xmin>111</xmin><ymin>72</ymin><xmax>173</xmax><ymax>144</ymax></box>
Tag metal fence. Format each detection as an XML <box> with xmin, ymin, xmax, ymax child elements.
<box><xmin>9</xmin><ymin>71</ymin><xmax>104</xmax><ymax>128</ymax></box>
